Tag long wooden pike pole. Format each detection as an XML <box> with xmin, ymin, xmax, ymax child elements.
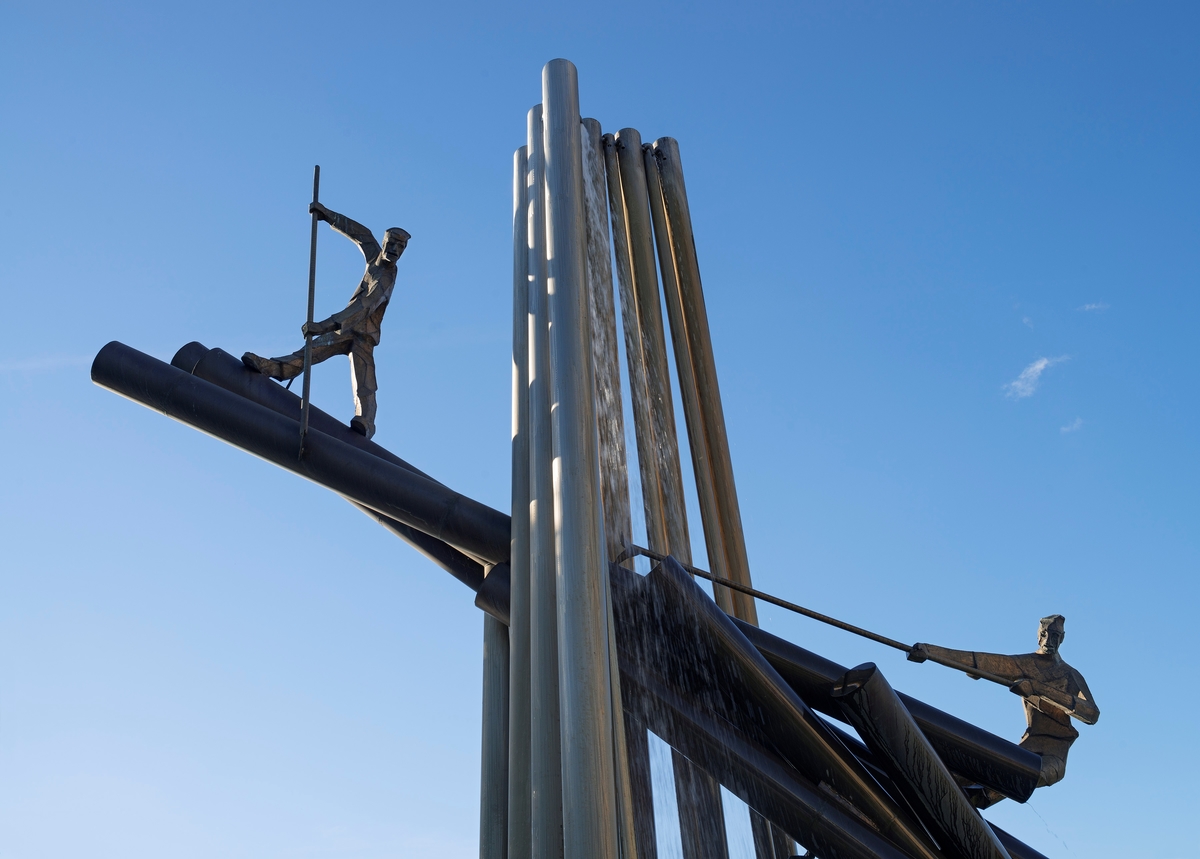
<box><xmin>299</xmin><ymin>165</ymin><xmax>320</xmax><ymax>458</ymax></box>
<box><xmin>625</xmin><ymin>544</ymin><xmax>1017</xmax><ymax>688</ymax></box>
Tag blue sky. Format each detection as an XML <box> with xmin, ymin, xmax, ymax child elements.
<box><xmin>2</xmin><ymin>2</ymin><xmax>1197</xmax><ymax>857</ymax></box>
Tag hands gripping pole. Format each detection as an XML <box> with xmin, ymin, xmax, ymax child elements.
<box><xmin>299</xmin><ymin>164</ymin><xmax>320</xmax><ymax>457</ymax></box>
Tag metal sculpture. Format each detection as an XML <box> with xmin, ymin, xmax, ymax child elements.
<box><xmin>91</xmin><ymin>59</ymin><xmax>1093</xmax><ymax>859</ymax></box>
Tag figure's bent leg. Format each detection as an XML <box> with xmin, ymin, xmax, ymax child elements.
<box><xmin>1020</xmin><ymin>735</ymin><xmax>1071</xmax><ymax>789</ymax></box>
<box><xmin>242</xmin><ymin>350</ymin><xmax>303</xmax><ymax>381</ymax></box>
<box><xmin>243</xmin><ymin>334</ymin><xmax>352</xmax><ymax>381</ymax></box>
<box><xmin>349</xmin><ymin>338</ymin><xmax>378</xmax><ymax>439</ymax></box>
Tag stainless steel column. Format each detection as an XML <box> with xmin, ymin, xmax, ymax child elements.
<box><xmin>542</xmin><ymin>59</ymin><xmax>620</xmax><ymax>859</ymax></box>
<box><xmin>672</xmin><ymin>752</ymin><xmax>729</xmax><ymax>859</ymax></box>
<box><xmin>612</xmin><ymin>127</ymin><xmax>724</xmax><ymax>859</ymax></box>
<box><xmin>529</xmin><ymin>104</ymin><xmax>565</xmax><ymax>859</ymax></box>
<box><xmin>602</xmin><ymin>132</ymin><xmax>659</xmax><ymax>859</ymax></box>
<box><xmin>650</xmin><ymin>137</ymin><xmax>769</xmax><ymax>854</ymax></box>
<box><xmin>582</xmin><ymin>119</ymin><xmax>632</xmax><ymax>565</ymax></box>
<box><xmin>650</xmin><ymin>138</ymin><xmax>758</xmax><ymax>625</ymax></box>
<box><xmin>509</xmin><ymin>145</ymin><xmax>534</xmax><ymax>859</ymax></box>
<box><xmin>583</xmin><ymin>116</ymin><xmax>638</xmax><ymax>859</ymax></box>
<box><xmin>482</xmin><ymin>613</ymin><xmax>512</xmax><ymax>859</ymax></box>
<box><xmin>603</xmin><ymin>132</ymin><xmax>663</xmax><ymax>553</ymax></box>
<box><xmin>770</xmin><ymin>825</ymin><xmax>795</xmax><ymax>859</ymax></box>
<box><xmin>641</xmin><ymin>143</ymin><xmax>734</xmax><ymax>615</ymax></box>
<box><xmin>750</xmin><ymin>812</ymin><xmax>795</xmax><ymax>859</ymax></box>
<box><xmin>622</xmin><ymin>711</ymin><xmax>658</xmax><ymax>859</ymax></box>
<box><xmin>611</xmin><ymin>127</ymin><xmax>689</xmax><ymax>560</ymax></box>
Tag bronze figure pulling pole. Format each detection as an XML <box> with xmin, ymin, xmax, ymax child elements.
<box><xmin>625</xmin><ymin>544</ymin><xmax>1098</xmax><ymax>801</ymax></box>
<box><xmin>908</xmin><ymin>614</ymin><xmax>1099</xmax><ymax>802</ymax></box>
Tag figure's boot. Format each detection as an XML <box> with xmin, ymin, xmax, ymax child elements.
<box><xmin>350</xmin><ymin>415</ymin><xmax>375</xmax><ymax>440</ymax></box>
<box><xmin>242</xmin><ymin>352</ymin><xmax>286</xmax><ymax>380</ymax></box>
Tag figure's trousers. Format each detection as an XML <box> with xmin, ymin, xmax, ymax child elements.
<box><xmin>268</xmin><ymin>332</ymin><xmax>378</xmax><ymax>433</ymax></box>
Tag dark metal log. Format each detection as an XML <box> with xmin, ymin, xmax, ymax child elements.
<box><xmin>619</xmin><ymin>668</ymin><xmax>912</xmax><ymax>859</ymax></box>
<box><xmin>355</xmin><ymin>501</ymin><xmax>486</xmax><ymax>592</ymax></box>
<box><xmin>613</xmin><ymin>562</ymin><xmax>1050</xmax><ymax>859</ymax></box>
<box><xmin>832</xmin><ymin>663</ymin><xmax>1011</xmax><ymax>859</ymax></box>
<box><xmin>92</xmin><ymin>341</ymin><xmax>510</xmax><ymax>565</ymax></box>
<box><xmin>172</xmin><ymin>343</ymin><xmax>435</xmax><ymax>480</ymax></box>
<box><xmin>507</xmin><ymin>140</ymin><xmax>534</xmax><ymax>859</ymax></box>
<box><xmin>829</xmin><ymin>716</ymin><xmax>1050</xmax><ymax>859</ymax></box>
<box><xmin>610</xmin><ymin>559</ymin><xmax>940</xmax><ymax>859</ymax></box>
<box><xmin>735</xmin><ymin>620</ymin><xmax>1041</xmax><ymax>803</ymax></box>
<box><xmin>475</xmin><ymin>563</ymin><xmax>512</xmax><ymax>626</ymax></box>
<box><xmin>989</xmin><ymin>824</ymin><xmax>1049</xmax><ymax>859</ymax></box>
<box><xmin>166</xmin><ymin>343</ymin><xmax>489</xmax><ymax>593</ymax></box>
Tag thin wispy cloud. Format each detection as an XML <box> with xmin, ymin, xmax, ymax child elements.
<box><xmin>1078</xmin><ymin>302</ymin><xmax>1109</xmax><ymax>312</ymax></box>
<box><xmin>1004</xmin><ymin>356</ymin><xmax>1069</xmax><ymax>399</ymax></box>
<box><xmin>1061</xmin><ymin>417</ymin><xmax>1083</xmax><ymax>434</ymax></box>
<box><xmin>0</xmin><ymin>354</ymin><xmax>92</xmax><ymax>374</ymax></box>
<box><xmin>1022</xmin><ymin>316</ymin><xmax>1034</xmax><ymax>329</ymax></box>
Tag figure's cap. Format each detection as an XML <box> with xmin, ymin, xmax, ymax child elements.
<box><xmin>1040</xmin><ymin>614</ymin><xmax>1066</xmax><ymax>634</ymax></box>
<box><xmin>385</xmin><ymin>228</ymin><xmax>411</xmax><ymax>241</ymax></box>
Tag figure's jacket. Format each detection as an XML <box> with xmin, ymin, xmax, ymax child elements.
<box><xmin>324</xmin><ymin>209</ymin><xmax>397</xmax><ymax>346</ymax></box>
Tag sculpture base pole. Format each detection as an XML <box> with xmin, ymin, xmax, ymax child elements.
<box><xmin>481</xmin><ymin>613</ymin><xmax>512</xmax><ymax>859</ymax></box>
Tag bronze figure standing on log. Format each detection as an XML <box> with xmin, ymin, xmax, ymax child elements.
<box><xmin>243</xmin><ymin>202</ymin><xmax>409</xmax><ymax>440</ymax></box>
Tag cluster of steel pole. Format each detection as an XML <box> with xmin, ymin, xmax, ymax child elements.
<box><xmin>494</xmin><ymin>59</ymin><xmax>785</xmax><ymax>859</ymax></box>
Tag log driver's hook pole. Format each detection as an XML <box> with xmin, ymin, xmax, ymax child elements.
<box><xmin>299</xmin><ymin>165</ymin><xmax>320</xmax><ymax>458</ymax></box>
<box><xmin>620</xmin><ymin>544</ymin><xmax>1013</xmax><ymax>688</ymax></box>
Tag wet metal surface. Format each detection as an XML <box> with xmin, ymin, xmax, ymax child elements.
<box><xmin>610</xmin><ymin>559</ymin><xmax>940</xmax><ymax>859</ymax></box>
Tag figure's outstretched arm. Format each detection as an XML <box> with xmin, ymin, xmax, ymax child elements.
<box><xmin>312</xmin><ymin>203</ymin><xmax>382</xmax><ymax>262</ymax></box>
<box><xmin>909</xmin><ymin>644</ymin><xmax>1024</xmax><ymax>682</ymax></box>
